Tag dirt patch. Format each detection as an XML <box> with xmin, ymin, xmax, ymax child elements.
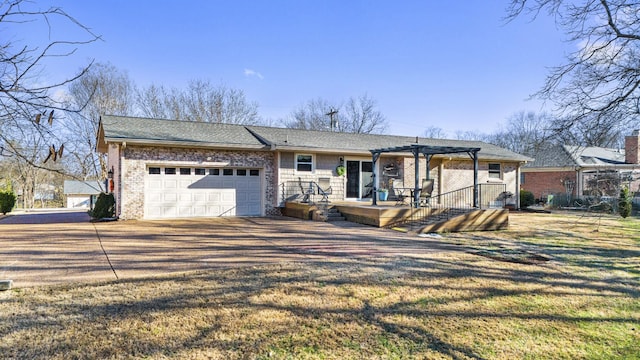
<box><xmin>472</xmin><ymin>249</ymin><xmax>551</xmax><ymax>265</ymax></box>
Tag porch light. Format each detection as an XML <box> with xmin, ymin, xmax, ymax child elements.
<box><xmin>107</xmin><ymin>167</ymin><xmax>114</xmax><ymax>179</ymax></box>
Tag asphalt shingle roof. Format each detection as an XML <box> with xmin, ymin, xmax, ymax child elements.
<box><xmin>99</xmin><ymin>115</ymin><xmax>531</xmax><ymax>162</ymax></box>
<box><xmin>525</xmin><ymin>144</ymin><xmax>627</xmax><ymax>168</ymax></box>
<box><xmin>100</xmin><ymin>115</ymin><xmax>266</xmax><ymax>148</ymax></box>
<box><xmin>63</xmin><ymin>180</ymin><xmax>105</xmax><ymax>195</ymax></box>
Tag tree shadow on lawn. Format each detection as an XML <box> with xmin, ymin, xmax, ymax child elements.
<box><xmin>1</xmin><ymin>251</ymin><xmax>638</xmax><ymax>359</ymax></box>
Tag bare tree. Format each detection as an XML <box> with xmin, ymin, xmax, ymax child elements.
<box><xmin>137</xmin><ymin>80</ymin><xmax>260</xmax><ymax>124</ymax></box>
<box><xmin>136</xmin><ymin>84</ymin><xmax>171</xmax><ymax>119</ymax></box>
<box><xmin>454</xmin><ymin>130</ymin><xmax>488</xmax><ymax>141</ymax></box>
<box><xmin>423</xmin><ymin>126</ymin><xmax>448</xmax><ymax>139</ymax></box>
<box><xmin>340</xmin><ymin>94</ymin><xmax>387</xmax><ymax>134</ymax></box>
<box><xmin>0</xmin><ymin>0</ymin><xmax>98</xmax><ymax>177</ymax></box>
<box><xmin>284</xmin><ymin>97</ymin><xmax>335</xmax><ymax>131</ymax></box>
<box><xmin>506</xmin><ymin>0</ymin><xmax>640</xmax><ymax>137</ymax></box>
<box><xmin>64</xmin><ymin>62</ymin><xmax>134</xmax><ymax>178</ymax></box>
<box><xmin>284</xmin><ymin>94</ymin><xmax>388</xmax><ymax>134</ymax></box>
<box><xmin>485</xmin><ymin>111</ymin><xmax>556</xmax><ymax>156</ymax></box>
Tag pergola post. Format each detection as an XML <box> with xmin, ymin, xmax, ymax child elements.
<box><xmin>371</xmin><ymin>151</ymin><xmax>380</xmax><ymax>206</ymax></box>
<box><xmin>424</xmin><ymin>154</ymin><xmax>431</xmax><ymax>180</ymax></box>
<box><xmin>413</xmin><ymin>149</ymin><xmax>420</xmax><ymax>207</ymax></box>
<box><xmin>473</xmin><ymin>151</ymin><xmax>479</xmax><ymax>208</ymax></box>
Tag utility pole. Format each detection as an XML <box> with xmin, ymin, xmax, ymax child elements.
<box><xmin>326</xmin><ymin>108</ymin><xmax>338</xmax><ymax>132</ymax></box>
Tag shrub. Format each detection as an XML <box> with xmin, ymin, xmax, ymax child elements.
<box><xmin>520</xmin><ymin>190</ymin><xmax>535</xmax><ymax>208</ymax></box>
<box><xmin>618</xmin><ymin>187</ymin><xmax>632</xmax><ymax>218</ymax></box>
<box><xmin>0</xmin><ymin>191</ymin><xmax>16</xmax><ymax>214</ymax></box>
<box><xmin>89</xmin><ymin>193</ymin><xmax>115</xmax><ymax>220</ymax></box>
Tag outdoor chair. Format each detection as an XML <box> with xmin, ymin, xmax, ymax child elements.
<box><xmin>298</xmin><ymin>177</ymin><xmax>314</xmax><ymax>203</ymax></box>
<box><xmin>316</xmin><ymin>177</ymin><xmax>332</xmax><ymax>203</ymax></box>
<box><xmin>418</xmin><ymin>179</ymin><xmax>434</xmax><ymax>207</ymax></box>
<box><xmin>392</xmin><ymin>179</ymin><xmax>410</xmax><ymax>206</ymax></box>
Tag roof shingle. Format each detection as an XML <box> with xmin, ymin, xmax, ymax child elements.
<box><xmin>99</xmin><ymin>115</ymin><xmax>531</xmax><ymax>162</ymax></box>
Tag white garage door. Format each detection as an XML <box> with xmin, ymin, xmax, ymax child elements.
<box><xmin>144</xmin><ymin>166</ymin><xmax>262</xmax><ymax>219</ymax></box>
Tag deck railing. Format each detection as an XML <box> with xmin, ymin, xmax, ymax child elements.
<box><xmin>407</xmin><ymin>183</ymin><xmax>507</xmax><ymax>228</ymax></box>
<box><xmin>280</xmin><ymin>180</ymin><xmax>330</xmax><ymax>205</ymax></box>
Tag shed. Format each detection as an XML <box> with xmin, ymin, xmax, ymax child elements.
<box><xmin>63</xmin><ymin>181</ymin><xmax>105</xmax><ymax>209</ymax></box>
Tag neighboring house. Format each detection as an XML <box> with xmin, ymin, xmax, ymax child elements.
<box><xmin>63</xmin><ymin>180</ymin><xmax>105</xmax><ymax>209</ymax></box>
<box><xmin>521</xmin><ymin>131</ymin><xmax>640</xmax><ymax>202</ymax></box>
<box><xmin>97</xmin><ymin>115</ymin><xmax>531</xmax><ymax>220</ymax></box>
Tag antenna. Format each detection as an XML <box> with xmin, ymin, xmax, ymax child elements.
<box><xmin>325</xmin><ymin>108</ymin><xmax>338</xmax><ymax>132</ymax></box>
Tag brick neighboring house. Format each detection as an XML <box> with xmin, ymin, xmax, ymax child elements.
<box><xmin>97</xmin><ymin>115</ymin><xmax>531</xmax><ymax>220</ymax></box>
<box><xmin>521</xmin><ymin>131</ymin><xmax>640</xmax><ymax>202</ymax></box>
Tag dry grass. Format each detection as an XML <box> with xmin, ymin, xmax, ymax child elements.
<box><xmin>1</xmin><ymin>212</ymin><xmax>639</xmax><ymax>359</ymax></box>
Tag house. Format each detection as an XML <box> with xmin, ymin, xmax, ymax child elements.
<box><xmin>63</xmin><ymin>180</ymin><xmax>105</xmax><ymax>209</ymax></box>
<box><xmin>97</xmin><ymin>115</ymin><xmax>531</xmax><ymax>220</ymax></box>
<box><xmin>521</xmin><ymin>131</ymin><xmax>640</xmax><ymax>202</ymax></box>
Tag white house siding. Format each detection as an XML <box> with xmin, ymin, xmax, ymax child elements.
<box><xmin>67</xmin><ymin>195</ymin><xmax>91</xmax><ymax>208</ymax></box>
<box><xmin>277</xmin><ymin>151</ymin><xmax>345</xmax><ymax>204</ymax></box>
<box><xmin>118</xmin><ymin>146</ymin><xmax>277</xmax><ymax>219</ymax></box>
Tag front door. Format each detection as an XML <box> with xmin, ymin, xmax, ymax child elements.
<box><xmin>346</xmin><ymin>160</ymin><xmax>373</xmax><ymax>199</ymax></box>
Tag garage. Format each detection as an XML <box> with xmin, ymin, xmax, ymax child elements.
<box><xmin>144</xmin><ymin>166</ymin><xmax>262</xmax><ymax>219</ymax></box>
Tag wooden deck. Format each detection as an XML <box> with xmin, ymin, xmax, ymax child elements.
<box><xmin>282</xmin><ymin>201</ymin><xmax>509</xmax><ymax>233</ymax></box>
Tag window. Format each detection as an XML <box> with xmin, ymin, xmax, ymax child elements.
<box><xmin>223</xmin><ymin>169</ymin><xmax>233</xmax><ymax>176</ymax></box>
<box><xmin>180</xmin><ymin>168</ymin><xmax>191</xmax><ymax>175</ymax></box>
<box><xmin>209</xmin><ymin>169</ymin><xmax>220</xmax><ymax>176</ymax></box>
<box><xmin>148</xmin><ymin>167</ymin><xmax>161</xmax><ymax>175</ymax></box>
<box><xmin>195</xmin><ymin>168</ymin><xmax>206</xmax><ymax>175</ymax></box>
<box><xmin>165</xmin><ymin>167</ymin><xmax>176</xmax><ymax>175</ymax></box>
<box><xmin>488</xmin><ymin>163</ymin><xmax>501</xmax><ymax>179</ymax></box>
<box><xmin>237</xmin><ymin>169</ymin><xmax>247</xmax><ymax>176</ymax></box>
<box><xmin>520</xmin><ymin>173</ymin><xmax>525</xmax><ymax>184</ymax></box>
<box><xmin>296</xmin><ymin>154</ymin><xmax>313</xmax><ymax>172</ymax></box>
<box><xmin>250</xmin><ymin>169</ymin><xmax>260</xmax><ymax>176</ymax></box>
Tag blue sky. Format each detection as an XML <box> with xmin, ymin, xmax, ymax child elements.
<box><xmin>21</xmin><ymin>1</ymin><xmax>569</xmax><ymax>136</ymax></box>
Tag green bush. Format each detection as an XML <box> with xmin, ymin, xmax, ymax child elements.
<box><xmin>618</xmin><ymin>187</ymin><xmax>632</xmax><ymax>218</ymax></box>
<box><xmin>89</xmin><ymin>193</ymin><xmax>115</xmax><ymax>219</ymax></box>
<box><xmin>0</xmin><ymin>191</ymin><xmax>17</xmax><ymax>214</ymax></box>
<box><xmin>520</xmin><ymin>190</ymin><xmax>535</xmax><ymax>208</ymax></box>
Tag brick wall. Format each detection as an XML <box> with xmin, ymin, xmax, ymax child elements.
<box><xmin>119</xmin><ymin>146</ymin><xmax>276</xmax><ymax>219</ymax></box>
<box><xmin>625</xmin><ymin>133</ymin><xmax>640</xmax><ymax>164</ymax></box>
<box><xmin>521</xmin><ymin>171</ymin><xmax>576</xmax><ymax>200</ymax></box>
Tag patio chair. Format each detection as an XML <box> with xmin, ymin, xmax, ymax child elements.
<box><xmin>317</xmin><ymin>177</ymin><xmax>332</xmax><ymax>203</ymax></box>
<box><xmin>418</xmin><ymin>179</ymin><xmax>434</xmax><ymax>207</ymax></box>
<box><xmin>392</xmin><ymin>179</ymin><xmax>410</xmax><ymax>206</ymax></box>
<box><xmin>298</xmin><ymin>177</ymin><xmax>314</xmax><ymax>203</ymax></box>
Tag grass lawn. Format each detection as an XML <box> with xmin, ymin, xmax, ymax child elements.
<box><xmin>1</xmin><ymin>212</ymin><xmax>638</xmax><ymax>359</ymax></box>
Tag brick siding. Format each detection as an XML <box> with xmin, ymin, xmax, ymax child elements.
<box><xmin>521</xmin><ymin>171</ymin><xmax>576</xmax><ymax>200</ymax></box>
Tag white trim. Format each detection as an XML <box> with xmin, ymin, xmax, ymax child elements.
<box><xmin>488</xmin><ymin>162</ymin><xmax>502</xmax><ymax>179</ymax></box>
<box><xmin>295</xmin><ymin>153</ymin><xmax>314</xmax><ymax>173</ymax></box>
<box><xmin>344</xmin><ymin>157</ymin><xmax>374</xmax><ymax>200</ymax></box>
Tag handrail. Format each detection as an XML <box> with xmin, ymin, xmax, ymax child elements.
<box><xmin>280</xmin><ymin>179</ymin><xmax>331</xmax><ymax>205</ymax></box>
<box><xmin>406</xmin><ymin>183</ymin><xmax>507</xmax><ymax>228</ymax></box>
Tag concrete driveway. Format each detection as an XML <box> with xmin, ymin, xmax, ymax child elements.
<box><xmin>0</xmin><ymin>210</ymin><xmax>457</xmax><ymax>288</ymax></box>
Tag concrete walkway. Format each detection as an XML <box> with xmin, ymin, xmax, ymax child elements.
<box><xmin>0</xmin><ymin>211</ymin><xmax>458</xmax><ymax>288</ymax></box>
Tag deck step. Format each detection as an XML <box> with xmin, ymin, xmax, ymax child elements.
<box><xmin>325</xmin><ymin>206</ymin><xmax>345</xmax><ymax>222</ymax></box>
